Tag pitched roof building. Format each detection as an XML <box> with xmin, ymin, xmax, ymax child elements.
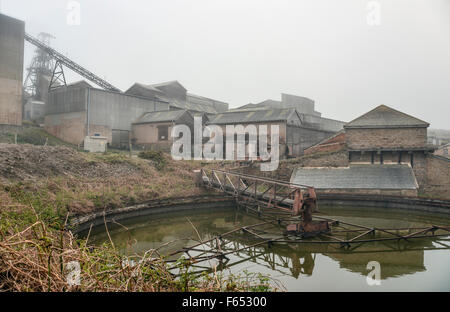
<box><xmin>290</xmin><ymin>164</ymin><xmax>418</xmax><ymax>196</ymax></box>
<box><xmin>344</xmin><ymin>105</ymin><xmax>429</xmax><ymax>129</ymax></box>
<box><xmin>125</xmin><ymin>80</ymin><xmax>228</xmax><ymax>114</ymax></box>
<box><xmin>131</xmin><ymin>110</ymin><xmax>194</xmax><ymax>151</ymax></box>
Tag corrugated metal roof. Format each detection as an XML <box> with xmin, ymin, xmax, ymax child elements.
<box><xmin>345</xmin><ymin>105</ymin><xmax>429</xmax><ymax>128</ymax></box>
<box><xmin>133</xmin><ymin>110</ymin><xmax>187</xmax><ymax>124</ymax></box>
<box><xmin>126</xmin><ymin>81</ymin><xmax>226</xmax><ymax>114</ymax></box>
<box><xmin>290</xmin><ymin>164</ymin><xmax>418</xmax><ymax>189</ymax></box>
<box><xmin>207</xmin><ymin>108</ymin><xmax>298</xmax><ymax>124</ymax></box>
<box><xmin>167</xmin><ymin>99</ymin><xmax>218</xmax><ymax>114</ymax></box>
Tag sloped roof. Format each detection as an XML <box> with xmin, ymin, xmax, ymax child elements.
<box><xmin>126</xmin><ymin>82</ymin><xmax>223</xmax><ymax>114</ymax></box>
<box><xmin>168</xmin><ymin>99</ymin><xmax>219</xmax><ymax>114</ymax></box>
<box><xmin>133</xmin><ymin>110</ymin><xmax>188</xmax><ymax>124</ymax></box>
<box><xmin>305</xmin><ymin>129</ymin><xmax>346</xmax><ymax>150</ymax></box>
<box><xmin>67</xmin><ymin>80</ymin><xmax>92</xmax><ymax>88</ymax></box>
<box><xmin>236</xmin><ymin>100</ymin><xmax>282</xmax><ymax>111</ymax></box>
<box><xmin>345</xmin><ymin>105</ymin><xmax>429</xmax><ymax>129</ymax></box>
<box><xmin>207</xmin><ymin>108</ymin><xmax>299</xmax><ymax>125</ymax></box>
<box><xmin>290</xmin><ymin>164</ymin><xmax>418</xmax><ymax>189</ymax></box>
<box><xmin>149</xmin><ymin>80</ymin><xmax>187</xmax><ymax>91</ymax></box>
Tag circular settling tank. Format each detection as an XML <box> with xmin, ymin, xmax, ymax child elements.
<box><xmin>84</xmin><ymin>205</ymin><xmax>450</xmax><ymax>291</ymax></box>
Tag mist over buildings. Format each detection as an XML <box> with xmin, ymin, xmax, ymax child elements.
<box><xmin>1</xmin><ymin>0</ymin><xmax>449</xmax><ymax>129</ymax></box>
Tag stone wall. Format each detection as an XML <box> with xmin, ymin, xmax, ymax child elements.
<box><xmin>233</xmin><ymin>150</ymin><xmax>349</xmax><ymax>181</ymax></box>
<box><xmin>0</xmin><ymin>14</ymin><xmax>24</xmax><ymax>126</ymax></box>
<box><xmin>423</xmin><ymin>155</ymin><xmax>450</xmax><ymax>199</ymax></box>
<box><xmin>346</xmin><ymin>127</ymin><xmax>427</xmax><ymax>149</ymax></box>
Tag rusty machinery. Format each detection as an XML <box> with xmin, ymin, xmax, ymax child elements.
<box><xmin>286</xmin><ymin>187</ymin><xmax>330</xmax><ymax>237</ymax></box>
<box><xmin>200</xmin><ymin>169</ymin><xmax>330</xmax><ymax>237</ymax></box>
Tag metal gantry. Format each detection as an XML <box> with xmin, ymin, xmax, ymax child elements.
<box><xmin>24</xmin><ymin>33</ymin><xmax>121</xmax><ymax>92</ymax></box>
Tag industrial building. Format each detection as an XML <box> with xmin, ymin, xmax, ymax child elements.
<box><xmin>206</xmin><ymin>108</ymin><xmax>339</xmax><ymax>158</ymax></box>
<box><xmin>344</xmin><ymin>105</ymin><xmax>434</xmax><ymax>186</ymax></box>
<box><xmin>132</xmin><ymin>110</ymin><xmax>195</xmax><ymax>151</ymax></box>
<box><xmin>238</xmin><ymin>93</ymin><xmax>321</xmax><ymax>116</ymax></box>
<box><xmin>44</xmin><ymin>81</ymin><xmax>169</xmax><ymax>147</ymax></box>
<box><xmin>201</xmin><ymin>93</ymin><xmax>346</xmax><ymax>159</ymax></box>
<box><xmin>0</xmin><ymin>13</ymin><xmax>24</xmax><ymax>126</ymax></box>
<box><xmin>299</xmin><ymin>105</ymin><xmax>450</xmax><ymax>197</ymax></box>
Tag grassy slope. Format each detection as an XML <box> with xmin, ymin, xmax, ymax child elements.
<box><xmin>0</xmin><ymin>140</ymin><xmax>275</xmax><ymax>292</ymax></box>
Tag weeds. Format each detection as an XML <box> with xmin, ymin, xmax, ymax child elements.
<box><xmin>0</xmin><ymin>207</ymin><xmax>278</xmax><ymax>292</ymax></box>
<box><xmin>138</xmin><ymin>151</ymin><xmax>167</xmax><ymax>170</ymax></box>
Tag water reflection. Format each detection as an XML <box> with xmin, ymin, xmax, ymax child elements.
<box><xmin>85</xmin><ymin>207</ymin><xmax>450</xmax><ymax>285</ymax></box>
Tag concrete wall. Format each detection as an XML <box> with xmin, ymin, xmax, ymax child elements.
<box><xmin>132</xmin><ymin>122</ymin><xmax>174</xmax><ymax>152</ymax></box>
<box><xmin>132</xmin><ymin>122</ymin><xmax>173</xmax><ymax>144</ymax></box>
<box><xmin>45</xmin><ymin>111</ymin><xmax>87</xmax><ymax>145</ymax></box>
<box><xmin>317</xmin><ymin>188</ymin><xmax>418</xmax><ymax>197</ymax></box>
<box><xmin>346</xmin><ymin>127</ymin><xmax>428</xmax><ymax>149</ymax></box>
<box><xmin>280</xmin><ymin>93</ymin><xmax>318</xmax><ymax>115</ymax></box>
<box><xmin>0</xmin><ymin>14</ymin><xmax>24</xmax><ymax>126</ymax></box>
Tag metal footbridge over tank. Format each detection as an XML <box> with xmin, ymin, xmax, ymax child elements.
<box><xmin>164</xmin><ymin>169</ymin><xmax>450</xmax><ymax>273</ymax></box>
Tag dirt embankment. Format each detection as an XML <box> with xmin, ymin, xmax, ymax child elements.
<box><xmin>0</xmin><ymin>144</ymin><xmax>138</xmax><ymax>182</ymax></box>
<box><xmin>0</xmin><ymin>143</ymin><xmax>209</xmax><ymax>216</ymax></box>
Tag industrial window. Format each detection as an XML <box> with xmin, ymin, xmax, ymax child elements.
<box><xmin>158</xmin><ymin>125</ymin><xmax>169</xmax><ymax>141</ymax></box>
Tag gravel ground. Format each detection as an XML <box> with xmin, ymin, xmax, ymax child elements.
<box><xmin>0</xmin><ymin>143</ymin><xmax>139</xmax><ymax>182</ymax></box>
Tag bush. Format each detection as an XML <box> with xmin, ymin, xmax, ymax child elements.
<box><xmin>138</xmin><ymin>151</ymin><xmax>167</xmax><ymax>170</ymax></box>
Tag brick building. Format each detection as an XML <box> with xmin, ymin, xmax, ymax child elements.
<box><xmin>299</xmin><ymin>105</ymin><xmax>449</xmax><ymax>198</ymax></box>
<box><xmin>131</xmin><ymin>110</ymin><xmax>195</xmax><ymax>151</ymax></box>
<box><xmin>206</xmin><ymin>108</ymin><xmax>338</xmax><ymax>158</ymax></box>
<box><xmin>344</xmin><ymin>105</ymin><xmax>435</xmax><ymax>186</ymax></box>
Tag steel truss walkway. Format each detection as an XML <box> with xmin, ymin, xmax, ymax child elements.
<box><xmin>163</xmin><ymin>169</ymin><xmax>450</xmax><ymax>272</ymax></box>
<box><xmin>25</xmin><ymin>33</ymin><xmax>121</xmax><ymax>92</ymax></box>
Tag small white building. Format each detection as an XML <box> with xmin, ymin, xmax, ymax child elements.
<box><xmin>24</xmin><ymin>100</ymin><xmax>46</xmax><ymax>122</ymax></box>
<box><xmin>84</xmin><ymin>135</ymin><xmax>107</xmax><ymax>153</ymax></box>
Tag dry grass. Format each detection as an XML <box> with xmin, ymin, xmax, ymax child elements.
<box><xmin>0</xmin><ymin>207</ymin><xmax>277</xmax><ymax>292</ymax></box>
<box><xmin>0</xmin><ymin>146</ymin><xmax>280</xmax><ymax>292</ymax></box>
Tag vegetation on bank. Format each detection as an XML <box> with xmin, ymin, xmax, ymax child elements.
<box><xmin>0</xmin><ymin>142</ymin><xmax>277</xmax><ymax>292</ymax></box>
<box><xmin>0</xmin><ymin>208</ymin><xmax>278</xmax><ymax>292</ymax></box>
<box><xmin>0</xmin><ymin>123</ymin><xmax>77</xmax><ymax>147</ymax></box>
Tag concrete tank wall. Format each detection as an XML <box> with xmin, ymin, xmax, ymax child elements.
<box><xmin>0</xmin><ymin>13</ymin><xmax>24</xmax><ymax>125</ymax></box>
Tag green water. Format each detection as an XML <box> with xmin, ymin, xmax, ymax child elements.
<box><xmin>85</xmin><ymin>205</ymin><xmax>450</xmax><ymax>291</ymax></box>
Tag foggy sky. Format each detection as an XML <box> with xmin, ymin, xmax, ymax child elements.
<box><xmin>1</xmin><ymin>0</ymin><xmax>449</xmax><ymax>129</ymax></box>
